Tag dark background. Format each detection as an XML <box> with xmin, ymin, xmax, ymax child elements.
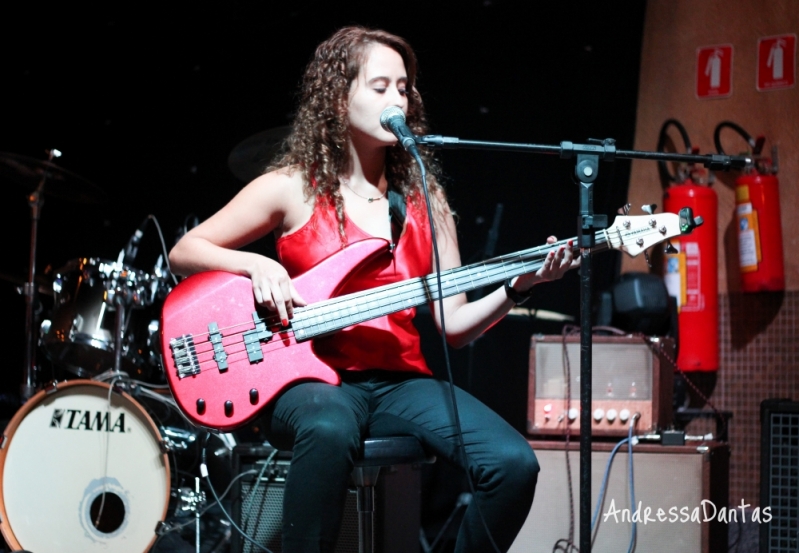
<box><xmin>0</xmin><ymin>1</ymin><xmax>646</xmax><ymax>420</ymax></box>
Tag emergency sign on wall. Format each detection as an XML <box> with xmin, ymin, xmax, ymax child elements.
<box><xmin>696</xmin><ymin>44</ymin><xmax>733</xmax><ymax>99</ymax></box>
<box><xmin>757</xmin><ymin>34</ymin><xmax>796</xmax><ymax>91</ymax></box>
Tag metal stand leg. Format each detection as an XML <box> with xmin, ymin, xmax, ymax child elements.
<box><xmin>353</xmin><ymin>466</ymin><xmax>381</xmax><ymax>553</ymax></box>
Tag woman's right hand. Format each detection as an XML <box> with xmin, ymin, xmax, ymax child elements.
<box><xmin>248</xmin><ymin>255</ymin><xmax>307</xmax><ymax>326</ymax></box>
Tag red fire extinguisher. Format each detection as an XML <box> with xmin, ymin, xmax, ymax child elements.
<box><xmin>658</xmin><ymin>119</ymin><xmax>718</xmax><ymax>372</ymax></box>
<box><xmin>714</xmin><ymin>121</ymin><xmax>785</xmax><ymax>292</ymax></box>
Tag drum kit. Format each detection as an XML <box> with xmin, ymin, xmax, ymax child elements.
<box><xmin>0</xmin><ymin>149</ymin><xmax>259</xmax><ymax>553</ymax></box>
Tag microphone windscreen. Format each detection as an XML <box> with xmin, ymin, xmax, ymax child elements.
<box><xmin>380</xmin><ymin>106</ymin><xmax>405</xmax><ymax>131</ymax></box>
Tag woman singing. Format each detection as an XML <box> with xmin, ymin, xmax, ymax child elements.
<box><xmin>169</xmin><ymin>25</ymin><xmax>576</xmax><ymax>553</ymax></box>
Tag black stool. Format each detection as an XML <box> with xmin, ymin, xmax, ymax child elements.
<box><xmin>353</xmin><ymin>436</ymin><xmax>436</xmax><ymax>553</ymax></box>
<box><xmin>231</xmin><ymin>437</ymin><xmax>435</xmax><ymax>553</ymax></box>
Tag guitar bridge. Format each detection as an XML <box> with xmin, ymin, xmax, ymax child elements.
<box><xmin>170</xmin><ymin>334</ymin><xmax>201</xmax><ymax>378</ymax></box>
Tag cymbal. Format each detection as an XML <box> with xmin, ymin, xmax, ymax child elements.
<box><xmin>0</xmin><ymin>152</ymin><xmax>106</xmax><ymax>204</ymax></box>
<box><xmin>227</xmin><ymin>126</ymin><xmax>291</xmax><ymax>183</ymax></box>
<box><xmin>0</xmin><ymin>271</ymin><xmax>53</xmax><ymax>296</ymax></box>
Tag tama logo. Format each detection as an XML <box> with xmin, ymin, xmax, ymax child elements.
<box><xmin>50</xmin><ymin>409</ymin><xmax>126</xmax><ymax>433</ymax></box>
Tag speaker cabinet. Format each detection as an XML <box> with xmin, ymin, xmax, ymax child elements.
<box><xmin>510</xmin><ymin>441</ymin><xmax>729</xmax><ymax>553</ymax></box>
<box><xmin>760</xmin><ymin>399</ymin><xmax>799</xmax><ymax>553</ymax></box>
<box><xmin>230</xmin><ymin>444</ymin><xmax>422</xmax><ymax>553</ymax></box>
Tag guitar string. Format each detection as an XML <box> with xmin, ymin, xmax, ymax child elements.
<box><xmin>168</xmin><ymin>230</ymin><xmax>626</xmax><ymax>374</ymax></box>
<box><xmin>179</xmin><ymin>216</ymin><xmax>653</xmax><ymax>347</ymax></box>
<box><xmin>172</xmin><ymin>235</ymin><xmax>581</xmax><ymax>344</ymax></box>
<box><xmin>178</xmin><ymin>254</ymin><xmax>542</xmax><ymax>374</ymax></box>
<box><xmin>174</xmin><ymin>237</ymin><xmax>603</xmax><ymax>375</ymax></box>
<box><xmin>168</xmin><ymin>225</ymin><xmax>657</xmax><ymax>376</ymax></box>
<box><xmin>179</xmin><ymin>244</ymin><xmax>557</xmax><ymax>356</ymax></box>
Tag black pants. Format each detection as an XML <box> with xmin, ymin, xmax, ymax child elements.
<box><xmin>263</xmin><ymin>370</ymin><xmax>539</xmax><ymax>553</ymax></box>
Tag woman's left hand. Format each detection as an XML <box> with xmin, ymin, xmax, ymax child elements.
<box><xmin>512</xmin><ymin>236</ymin><xmax>580</xmax><ymax>291</ymax></box>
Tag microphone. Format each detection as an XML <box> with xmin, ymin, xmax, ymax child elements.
<box><xmin>123</xmin><ymin>217</ymin><xmax>149</xmax><ymax>266</ymax></box>
<box><xmin>380</xmin><ymin>106</ymin><xmax>420</xmax><ymax>156</ymax></box>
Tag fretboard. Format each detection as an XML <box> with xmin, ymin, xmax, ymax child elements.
<box><xmin>292</xmin><ymin>231</ymin><xmax>611</xmax><ymax>341</ymax></box>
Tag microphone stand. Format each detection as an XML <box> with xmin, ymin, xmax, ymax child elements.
<box><xmin>417</xmin><ymin>133</ymin><xmax>748</xmax><ymax>552</ymax></box>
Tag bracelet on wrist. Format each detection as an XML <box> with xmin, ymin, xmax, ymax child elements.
<box><xmin>504</xmin><ymin>278</ymin><xmax>534</xmax><ymax>305</ymax></box>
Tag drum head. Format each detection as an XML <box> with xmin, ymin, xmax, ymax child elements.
<box><xmin>0</xmin><ymin>381</ymin><xmax>170</xmax><ymax>553</ymax></box>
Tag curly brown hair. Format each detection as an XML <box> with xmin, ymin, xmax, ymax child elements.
<box><xmin>268</xmin><ymin>26</ymin><xmax>446</xmax><ymax>241</ymax></box>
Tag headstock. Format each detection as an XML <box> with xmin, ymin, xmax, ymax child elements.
<box><xmin>605</xmin><ymin>206</ymin><xmax>703</xmax><ymax>258</ymax></box>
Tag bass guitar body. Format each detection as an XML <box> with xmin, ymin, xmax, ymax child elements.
<box><xmin>160</xmin><ymin>239</ymin><xmax>389</xmax><ymax>431</ymax></box>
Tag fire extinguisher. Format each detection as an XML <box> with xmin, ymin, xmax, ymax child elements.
<box><xmin>714</xmin><ymin>121</ymin><xmax>785</xmax><ymax>292</ymax></box>
<box><xmin>658</xmin><ymin>119</ymin><xmax>718</xmax><ymax>372</ymax></box>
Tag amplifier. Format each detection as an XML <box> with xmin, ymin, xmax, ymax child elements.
<box><xmin>527</xmin><ymin>334</ymin><xmax>675</xmax><ymax>436</ymax></box>
<box><xmin>230</xmin><ymin>445</ymin><xmax>354</xmax><ymax>553</ymax></box>
<box><xmin>510</xmin><ymin>441</ymin><xmax>729</xmax><ymax>553</ymax></box>
<box><xmin>230</xmin><ymin>444</ymin><xmax>422</xmax><ymax>553</ymax></box>
<box><xmin>760</xmin><ymin>399</ymin><xmax>799</xmax><ymax>553</ymax></box>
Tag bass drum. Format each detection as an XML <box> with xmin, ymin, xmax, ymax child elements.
<box><xmin>0</xmin><ymin>380</ymin><xmax>170</xmax><ymax>553</ymax></box>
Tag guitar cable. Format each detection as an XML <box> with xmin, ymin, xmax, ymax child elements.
<box><xmin>152</xmin><ymin>458</ymin><xmax>264</xmax><ymax>550</ymax></box>
<box><xmin>199</xmin><ymin>433</ymin><xmax>275</xmax><ymax>553</ymax></box>
<box><xmin>411</xmin><ymin>149</ymin><xmax>503</xmax><ymax>553</ymax></box>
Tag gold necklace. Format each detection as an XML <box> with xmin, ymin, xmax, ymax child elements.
<box><xmin>341</xmin><ymin>178</ymin><xmax>386</xmax><ymax>203</ymax></box>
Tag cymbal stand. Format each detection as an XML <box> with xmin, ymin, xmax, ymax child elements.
<box><xmin>108</xmin><ymin>260</ymin><xmax>141</xmax><ymax>381</ymax></box>
<box><xmin>111</xmin><ymin>292</ymin><xmax>127</xmax><ymax>379</ymax></box>
<box><xmin>21</xmin><ymin>149</ymin><xmax>60</xmax><ymax>402</ymax></box>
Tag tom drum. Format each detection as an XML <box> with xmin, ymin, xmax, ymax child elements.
<box><xmin>42</xmin><ymin>257</ymin><xmax>165</xmax><ymax>381</ymax></box>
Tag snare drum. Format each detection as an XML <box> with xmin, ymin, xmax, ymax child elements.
<box><xmin>0</xmin><ymin>380</ymin><xmax>170</xmax><ymax>553</ymax></box>
<box><xmin>42</xmin><ymin>258</ymin><xmax>164</xmax><ymax>381</ymax></box>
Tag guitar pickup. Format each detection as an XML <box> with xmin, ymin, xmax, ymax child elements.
<box><xmin>170</xmin><ymin>334</ymin><xmax>200</xmax><ymax>378</ymax></box>
<box><xmin>208</xmin><ymin>322</ymin><xmax>228</xmax><ymax>372</ymax></box>
<box><xmin>242</xmin><ymin>312</ymin><xmax>273</xmax><ymax>363</ymax></box>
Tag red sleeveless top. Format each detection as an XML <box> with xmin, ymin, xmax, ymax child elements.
<box><xmin>276</xmin><ymin>197</ymin><xmax>434</xmax><ymax>375</ymax></box>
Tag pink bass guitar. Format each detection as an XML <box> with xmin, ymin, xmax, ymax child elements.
<box><xmin>160</xmin><ymin>209</ymin><xmax>700</xmax><ymax>431</ymax></box>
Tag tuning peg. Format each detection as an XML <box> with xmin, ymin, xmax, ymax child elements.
<box><xmin>641</xmin><ymin>204</ymin><xmax>657</xmax><ymax>215</ymax></box>
<box><xmin>617</xmin><ymin>203</ymin><xmax>631</xmax><ymax>215</ymax></box>
<box><xmin>664</xmin><ymin>241</ymin><xmax>678</xmax><ymax>254</ymax></box>
<box><xmin>678</xmin><ymin>207</ymin><xmax>704</xmax><ymax>234</ymax></box>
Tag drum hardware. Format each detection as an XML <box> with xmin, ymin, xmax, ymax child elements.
<box><xmin>153</xmin><ymin>478</ymin><xmax>210</xmax><ymax>553</ymax></box>
<box><xmin>42</xmin><ymin>256</ymin><xmax>169</xmax><ymax>382</ymax></box>
<box><xmin>43</xmin><ymin>379</ymin><xmax>60</xmax><ymax>394</ymax></box>
<box><xmin>0</xmin><ymin>150</ymin><xmax>106</xmax><ymax>401</ymax></box>
<box><xmin>22</xmin><ymin>148</ymin><xmax>58</xmax><ymax>402</ymax></box>
<box><xmin>34</xmin><ymin>211</ymin><xmax>174</xmax><ymax>385</ymax></box>
<box><xmin>0</xmin><ymin>271</ymin><xmax>52</xmax><ymax>297</ymax></box>
<box><xmin>0</xmin><ymin>151</ymin><xmax>106</xmax><ymax>204</ymax></box>
<box><xmin>175</xmin><ymin>480</ymin><xmax>207</xmax><ymax>517</ymax></box>
<box><xmin>149</xmin><ymin>429</ymin><xmax>237</xmax><ymax>553</ymax></box>
<box><xmin>160</xmin><ymin>425</ymin><xmax>198</xmax><ymax>453</ymax></box>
